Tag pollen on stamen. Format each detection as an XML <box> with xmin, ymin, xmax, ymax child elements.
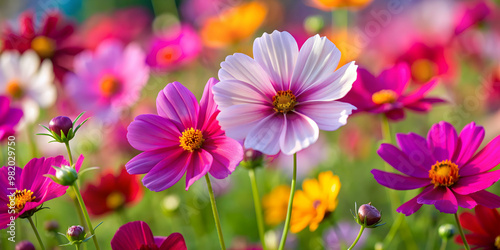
<box><xmin>9</xmin><ymin>189</ymin><xmax>36</xmax><ymax>213</ymax></box>
<box><xmin>273</xmin><ymin>90</ymin><xmax>297</xmax><ymax>113</ymax></box>
<box><xmin>179</xmin><ymin>128</ymin><xmax>205</xmax><ymax>152</ymax></box>
<box><xmin>372</xmin><ymin>89</ymin><xmax>397</xmax><ymax>105</ymax></box>
<box><xmin>429</xmin><ymin>160</ymin><xmax>460</xmax><ymax>188</ymax></box>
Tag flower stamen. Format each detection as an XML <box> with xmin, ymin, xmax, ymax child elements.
<box><xmin>273</xmin><ymin>90</ymin><xmax>297</xmax><ymax>113</ymax></box>
<box><xmin>495</xmin><ymin>235</ymin><xmax>500</xmax><ymax>249</ymax></box>
<box><xmin>106</xmin><ymin>192</ymin><xmax>125</xmax><ymax>210</ymax></box>
<box><xmin>372</xmin><ymin>89</ymin><xmax>397</xmax><ymax>105</ymax></box>
<box><xmin>179</xmin><ymin>128</ymin><xmax>204</xmax><ymax>152</ymax></box>
<box><xmin>99</xmin><ymin>75</ymin><xmax>121</xmax><ymax>97</ymax></box>
<box><xmin>429</xmin><ymin>160</ymin><xmax>460</xmax><ymax>188</ymax></box>
<box><xmin>6</xmin><ymin>80</ymin><xmax>23</xmax><ymax>99</ymax></box>
<box><xmin>157</xmin><ymin>46</ymin><xmax>181</xmax><ymax>65</ymax></box>
<box><xmin>31</xmin><ymin>36</ymin><xmax>56</xmax><ymax>58</ymax></box>
<box><xmin>9</xmin><ymin>189</ymin><xmax>36</xmax><ymax>213</ymax></box>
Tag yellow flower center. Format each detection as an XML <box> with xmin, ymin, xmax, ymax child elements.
<box><xmin>10</xmin><ymin>189</ymin><xmax>36</xmax><ymax>213</ymax></box>
<box><xmin>6</xmin><ymin>80</ymin><xmax>24</xmax><ymax>99</ymax></box>
<box><xmin>106</xmin><ymin>191</ymin><xmax>125</xmax><ymax>210</ymax></box>
<box><xmin>429</xmin><ymin>160</ymin><xmax>460</xmax><ymax>188</ymax></box>
<box><xmin>99</xmin><ymin>76</ymin><xmax>121</xmax><ymax>97</ymax></box>
<box><xmin>495</xmin><ymin>235</ymin><xmax>500</xmax><ymax>249</ymax></box>
<box><xmin>273</xmin><ymin>90</ymin><xmax>297</xmax><ymax>113</ymax></box>
<box><xmin>31</xmin><ymin>36</ymin><xmax>56</xmax><ymax>58</ymax></box>
<box><xmin>179</xmin><ymin>128</ymin><xmax>204</xmax><ymax>152</ymax></box>
<box><xmin>372</xmin><ymin>89</ymin><xmax>397</xmax><ymax>105</ymax></box>
<box><xmin>157</xmin><ymin>45</ymin><xmax>181</xmax><ymax>65</ymax></box>
<box><xmin>411</xmin><ymin>58</ymin><xmax>436</xmax><ymax>83</ymax></box>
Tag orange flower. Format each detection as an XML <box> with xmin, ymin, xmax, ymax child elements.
<box><xmin>290</xmin><ymin>171</ymin><xmax>341</xmax><ymax>233</ymax></box>
<box><xmin>327</xmin><ymin>28</ymin><xmax>362</xmax><ymax>68</ymax></box>
<box><xmin>262</xmin><ymin>185</ymin><xmax>291</xmax><ymax>226</ymax></box>
<box><xmin>308</xmin><ymin>0</ymin><xmax>372</xmax><ymax>10</ymax></box>
<box><xmin>201</xmin><ymin>2</ymin><xmax>267</xmax><ymax>48</ymax></box>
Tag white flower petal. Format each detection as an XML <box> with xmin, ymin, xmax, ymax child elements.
<box><xmin>279</xmin><ymin>112</ymin><xmax>319</xmax><ymax>155</ymax></box>
<box><xmin>296</xmin><ymin>101</ymin><xmax>355</xmax><ymax>131</ymax></box>
<box><xmin>244</xmin><ymin>113</ymin><xmax>285</xmax><ymax>155</ymax></box>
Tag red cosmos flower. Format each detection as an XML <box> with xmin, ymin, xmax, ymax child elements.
<box><xmin>81</xmin><ymin>167</ymin><xmax>143</xmax><ymax>216</ymax></box>
<box><xmin>455</xmin><ymin>205</ymin><xmax>500</xmax><ymax>250</ymax></box>
<box><xmin>1</xmin><ymin>10</ymin><xmax>83</xmax><ymax>82</ymax></box>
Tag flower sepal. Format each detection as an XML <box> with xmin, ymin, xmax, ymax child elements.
<box><xmin>351</xmin><ymin>202</ymin><xmax>385</xmax><ymax>228</ymax></box>
<box><xmin>18</xmin><ymin>205</ymin><xmax>49</xmax><ymax>219</ymax></box>
<box><xmin>45</xmin><ymin>165</ymin><xmax>78</xmax><ymax>186</ymax></box>
<box><xmin>59</xmin><ymin>222</ymin><xmax>103</xmax><ymax>247</ymax></box>
<box><xmin>37</xmin><ymin>112</ymin><xmax>89</xmax><ymax>143</ymax></box>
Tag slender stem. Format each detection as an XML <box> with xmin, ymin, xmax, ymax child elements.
<box><xmin>347</xmin><ymin>226</ymin><xmax>365</xmax><ymax>250</ymax></box>
<box><xmin>205</xmin><ymin>174</ymin><xmax>226</xmax><ymax>250</ymax></box>
<box><xmin>381</xmin><ymin>115</ymin><xmax>392</xmax><ymax>144</ymax></box>
<box><xmin>72</xmin><ymin>184</ymin><xmax>100</xmax><ymax>250</ymax></box>
<box><xmin>248</xmin><ymin>168</ymin><xmax>267</xmax><ymax>250</ymax></box>
<box><xmin>439</xmin><ymin>239</ymin><xmax>448</xmax><ymax>250</ymax></box>
<box><xmin>72</xmin><ymin>193</ymin><xmax>86</xmax><ymax>231</ymax></box>
<box><xmin>64</xmin><ymin>141</ymin><xmax>73</xmax><ymax>166</ymax></box>
<box><xmin>383</xmin><ymin>213</ymin><xmax>404</xmax><ymax>246</ymax></box>
<box><xmin>27</xmin><ymin>216</ymin><xmax>45</xmax><ymax>250</ymax></box>
<box><xmin>27</xmin><ymin>125</ymin><xmax>40</xmax><ymax>158</ymax></box>
<box><xmin>76</xmin><ymin>244</ymin><xmax>81</xmax><ymax>250</ymax></box>
<box><xmin>278</xmin><ymin>153</ymin><xmax>297</xmax><ymax>250</ymax></box>
<box><xmin>455</xmin><ymin>213</ymin><xmax>470</xmax><ymax>250</ymax></box>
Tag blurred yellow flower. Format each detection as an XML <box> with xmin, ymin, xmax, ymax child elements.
<box><xmin>290</xmin><ymin>171</ymin><xmax>341</xmax><ymax>233</ymax></box>
<box><xmin>308</xmin><ymin>0</ymin><xmax>372</xmax><ymax>10</ymax></box>
<box><xmin>262</xmin><ymin>185</ymin><xmax>291</xmax><ymax>226</ymax></box>
<box><xmin>327</xmin><ymin>29</ymin><xmax>362</xmax><ymax>69</ymax></box>
<box><xmin>201</xmin><ymin>2</ymin><xmax>267</xmax><ymax>48</ymax></box>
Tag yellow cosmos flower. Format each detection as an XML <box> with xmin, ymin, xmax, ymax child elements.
<box><xmin>290</xmin><ymin>171</ymin><xmax>341</xmax><ymax>233</ymax></box>
<box><xmin>308</xmin><ymin>0</ymin><xmax>372</xmax><ymax>10</ymax></box>
<box><xmin>262</xmin><ymin>185</ymin><xmax>291</xmax><ymax>226</ymax></box>
<box><xmin>201</xmin><ymin>2</ymin><xmax>267</xmax><ymax>48</ymax></box>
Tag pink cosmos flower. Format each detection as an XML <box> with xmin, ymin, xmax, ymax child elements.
<box><xmin>146</xmin><ymin>25</ymin><xmax>202</xmax><ymax>72</ymax></box>
<box><xmin>65</xmin><ymin>40</ymin><xmax>149</xmax><ymax>122</ymax></box>
<box><xmin>111</xmin><ymin>221</ymin><xmax>186</xmax><ymax>250</ymax></box>
<box><xmin>0</xmin><ymin>96</ymin><xmax>23</xmax><ymax>141</ymax></box>
<box><xmin>0</xmin><ymin>155</ymin><xmax>83</xmax><ymax>228</ymax></box>
<box><xmin>126</xmin><ymin>79</ymin><xmax>243</xmax><ymax>191</ymax></box>
<box><xmin>340</xmin><ymin>63</ymin><xmax>444</xmax><ymax>121</ymax></box>
<box><xmin>213</xmin><ymin>30</ymin><xmax>357</xmax><ymax>155</ymax></box>
<box><xmin>372</xmin><ymin>121</ymin><xmax>500</xmax><ymax>216</ymax></box>
<box><xmin>454</xmin><ymin>0</ymin><xmax>491</xmax><ymax>36</ymax></box>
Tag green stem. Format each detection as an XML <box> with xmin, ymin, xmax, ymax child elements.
<box><xmin>347</xmin><ymin>225</ymin><xmax>365</xmax><ymax>250</ymax></box>
<box><xmin>72</xmin><ymin>184</ymin><xmax>100</xmax><ymax>250</ymax></box>
<box><xmin>27</xmin><ymin>216</ymin><xmax>45</xmax><ymax>250</ymax></box>
<box><xmin>72</xmin><ymin>193</ymin><xmax>86</xmax><ymax>231</ymax></box>
<box><xmin>27</xmin><ymin>125</ymin><xmax>40</xmax><ymax>158</ymax></box>
<box><xmin>278</xmin><ymin>153</ymin><xmax>297</xmax><ymax>250</ymax></box>
<box><xmin>248</xmin><ymin>168</ymin><xmax>267</xmax><ymax>250</ymax></box>
<box><xmin>383</xmin><ymin>213</ymin><xmax>404</xmax><ymax>246</ymax></box>
<box><xmin>381</xmin><ymin>115</ymin><xmax>392</xmax><ymax>144</ymax></box>
<box><xmin>205</xmin><ymin>174</ymin><xmax>226</xmax><ymax>250</ymax></box>
<box><xmin>64</xmin><ymin>141</ymin><xmax>73</xmax><ymax>166</ymax></box>
<box><xmin>455</xmin><ymin>213</ymin><xmax>470</xmax><ymax>250</ymax></box>
<box><xmin>76</xmin><ymin>243</ymin><xmax>81</xmax><ymax>250</ymax></box>
<box><xmin>439</xmin><ymin>239</ymin><xmax>448</xmax><ymax>250</ymax></box>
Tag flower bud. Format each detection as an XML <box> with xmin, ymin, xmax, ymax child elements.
<box><xmin>358</xmin><ymin>203</ymin><xmax>381</xmax><ymax>226</ymax></box>
<box><xmin>438</xmin><ymin>224</ymin><xmax>456</xmax><ymax>240</ymax></box>
<box><xmin>15</xmin><ymin>241</ymin><xmax>35</xmax><ymax>250</ymax></box>
<box><xmin>49</xmin><ymin>116</ymin><xmax>73</xmax><ymax>137</ymax></box>
<box><xmin>44</xmin><ymin>220</ymin><xmax>59</xmax><ymax>232</ymax></box>
<box><xmin>51</xmin><ymin>165</ymin><xmax>78</xmax><ymax>186</ymax></box>
<box><xmin>67</xmin><ymin>225</ymin><xmax>86</xmax><ymax>242</ymax></box>
<box><xmin>240</xmin><ymin>148</ymin><xmax>264</xmax><ymax>169</ymax></box>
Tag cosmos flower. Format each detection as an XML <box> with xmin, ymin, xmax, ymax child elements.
<box><xmin>81</xmin><ymin>167</ymin><xmax>143</xmax><ymax>216</ymax></box>
<box><xmin>146</xmin><ymin>25</ymin><xmax>202</xmax><ymax>72</ymax></box>
<box><xmin>306</xmin><ymin>0</ymin><xmax>373</xmax><ymax>11</ymax></box>
<box><xmin>65</xmin><ymin>40</ymin><xmax>149</xmax><ymax>122</ymax></box>
<box><xmin>262</xmin><ymin>185</ymin><xmax>291</xmax><ymax>226</ymax></box>
<box><xmin>111</xmin><ymin>221</ymin><xmax>186</xmax><ymax>250</ymax></box>
<box><xmin>290</xmin><ymin>171</ymin><xmax>341</xmax><ymax>233</ymax></box>
<box><xmin>0</xmin><ymin>50</ymin><xmax>56</xmax><ymax>123</ymax></box>
<box><xmin>126</xmin><ymin>79</ymin><xmax>243</xmax><ymax>191</ymax></box>
<box><xmin>372</xmin><ymin>121</ymin><xmax>500</xmax><ymax>216</ymax></box>
<box><xmin>0</xmin><ymin>96</ymin><xmax>23</xmax><ymax>140</ymax></box>
<box><xmin>340</xmin><ymin>63</ymin><xmax>444</xmax><ymax>121</ymax></box>
<box><xmin>200</xmin><ymin>2</ymin><xmax>267</xmax><ymax>48</ymax></box>
<box><xmin>454</xmin><ymin>0</ymin><xmax>491</xmax><ymax>36</ymax></box>
<box><xmin>0</xmin><ymin>155</ymin><xmax>83</xmax><ymax>228</ymax></box>
<box><xmin>1</xmin><ymin>10</ymin><xmax>83</xmax><ymax>82</ymax></box>
<box><xmin>455</xmin><ymin>205</ymin><xmax>500</xmax><ymax>249</ymax></box>
<box><xmin>213</xmin><ymin>31</ymin><xmax>357</xmax><ymax>155</ymax></box>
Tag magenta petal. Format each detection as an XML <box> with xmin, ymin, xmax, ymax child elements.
<box><xmin>245</xmin><ymin>113</ymin><xmax>285</xmax><ymax>155</ymax></box>
<box><xmin>205</xmin><ymin>136</ymin><xmax>243</xmax><ymax>179</ymax></box>
<box><xmin>452</xmin><ymin>170</ymin><xmax>500</xmax><ymax>195</ymax></box>
<box><xmin>454</xmin><ymin>122</ymin><xmax>484</xmax><ymax>166</ymax></box>
<box><xmin>396</xmin><ymin>133</ymin><xmax>435</xmax><ymax>171</ymax></box>
<box><xmin>185</xmin><ymin>149</ymin><xmax>213</xmax><ymax>190</ymax></box>
<box><xmin>127</xmin><ymin>114</ymin><xmax>181</xmax><ymax>151</ymax></box>
<box><xmin>198</xmin><ymin>78</ymin><xmax>219</xmax><ymax>131</ymax></box>
<box><xmin>469</xmin><ymin>190</ymin><xmax>500</xmax><ymax>209</ymax></box>
<box><xmin>156</xmin><ymin>81</ymin><xmax>199</xmax><ymax>130</ymax></box>
<box><xmin>427</xmin><ymin>121</ymin><xmax>458</xmax><ymax>162</ymax></box>
<box><xmin>371</xmin><ymin>169</ymin><xmax>430</xmax><ymax>190</ymax></box>
<box><xmin>377</xmin><ymin>143</ymin><xmax>428</xmax><ymax>178</ymax></box>
<box><xmin>154</xmin><ymin>237</ymin><xmax>167</xmax><ymax>247</ymax></box>
<box><xmin>401</xmin><ymin>78</ymin><xmax>438</xmax><ymax>105</ymax></box>
<box><xmin>376</xmin><ymin>63</ymin><xmax>410</xmax><ymax>95</ymax></box>
<box><xmin>126</xmin><ymin>149</ymin><xmax>175</xmax><ymax>175</ymax></box>
<box><xmin>455</xmin><ymin>193</ymin><xmax>477</xmax><ymax>209</ymax></box>
<box><xmin>396</xmin><ymin>186</ymin><xmax>432</xmax><ymax>215</ymax></box>
<box><xmin>385</xmin><ymin>108</ymin><xmax>405</xmax><ymax>121</ymax></box>
<box><xmin>417</xmin><ymin>187</ymin><xmax>458</xmax><ymax>213</ymax></box>
<box><xmin>296</xmin><ymin>101</ymin><xmax>355</xmax><ymax>131</ymax></box>
<box><xmin>279</xmin><ymin>111</ymin><xmax>319</xmax><ymax>155</ymax></box>
<box><xmin>142</xmin><ymin>150</ymin><xmax>190</xmax><ymax>192</ymax></box>
<box><xmin>160</xmin><ymin>233</ymin><xmax>187</xmax><ymax>250</ymax></box>
<box><xmin>460</xmin><ymin>135</ymin><xmax>500</xmax><ymax>176</ymax></box>
<box><xmin>111</xmin><ymin>221</ymin><xmax>155</xmax><ymax>249</ymax></box>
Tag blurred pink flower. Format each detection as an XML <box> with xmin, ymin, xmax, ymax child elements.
<box><xmin>111</xmin><ymin>221</ymin><xmax>186</xmax><ymax>250</ymax></box>
<box><xmin>0</xmin><ymin>96</ymin><xmax>22</xmax><ymax>140</ymax></box>
<box><xmin>65</xmin><ymin>40</ymin><xmax>149</xmax><ymax>122</ymax></box>
<box><xmin>146</xmin><ymin>25</ymin><xmax>201</xmax><ymax>72</ymax></box>
<box><xmin>454</xmin><ymin>0</ymin><xmax>491</xmax><ymax>35</ymax></box>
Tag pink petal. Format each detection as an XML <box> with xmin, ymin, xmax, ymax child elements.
<box><xmin>396</xmin><ymin>133</ymin><xmax>435</xmax><ymax>171</ymax></box>
<box><xmin>253</xmin><ymin>31</ymin><xmax>298</xmax><ymax>91</ymax></box>
<box><xmin>111</xmin><ymin>221</ymin><xmax>155</xmax><ymax>249</ymax></box>
<box><xmin>185</xmin><ymin>149</ymin><xmax>213</xmax><ymax>190</ymax></box>
<box><xmin>339</xmin><ymin>68</ymin><xmax>377</xmax><ymax>111</ymax></box>
<box><xmin>244</xmin><ymin>113</ymin><xmax>285</xmax><ymax>155</ymax></box>
<box><xmin>453</xmin><ymin>170</ymin><xmax>500</xmax><ymax>195</ymax></box>
<box><xmin>455</xmin><ymin>193</ymin><xmax>477</xmax><ymax>209</ymax></box>
<box><xmin>427</xmin><ymin>121</ymin><xmax>458</xmax><ymax>162</ymax></box>
<box><xmin>377</xmin><ymin>143</ymin><xmax>429</xmax><ymax>178</ymax></box>
<box><xmin>212</xmin><ymin>79</ymin><xmax>271</xmax><ymax>109</ymax></box>
<box><xmin>198</xmin><ymin>78</ymin><xmax>222</xmax><ymax>135</ymax></box>
<box><xmin>160</xmin><ymin>233</ymin><xmax>187</xmax><ymax>250</ymax></box>
<box><xmin>371</xmin><ymin>169</ymin><xmax>430</xmax><ymax>190</ymax></box>
<box><xmin>126</xmin><ymin>149</ymin><xmax>175</xmax><ymax>175</ymax></box>
<box><xmin>279</xmin><ymin>111</ymin><xmax>319</xmax><ymax>155</ymax></box>
<box><xmin>217</xmin><ymin>104</ymin><xmax>274</xmax><ymax>141</ymax></box>
<box><xmin>127</xmin><ymin>114</ymin><xmax>181</xmax><ymax>151</ymax></box>
<box><xmin>417</xmin><ymin>187</ymin><xmax>458</xmax><ymax>213</ymax></box>
<box><xmin>204</xmin><ymin>136</ymin><xmax>243</xmax><ymax>179</ymax></box>
<box><xmin>156</xmin><ymin>82</ymin><xmax>199</xmax><ymax>130</ymax></box>
<box><xmin>460</xmin><ymin>135</ymin><xmax>500</xmax><ymax>176</ymax></box>
<box><xmin>374</xmin><ymin>63</ymin><xmax>410</xmax><ymax>96</ymax></box>
<box><xmin>469</xmin><ymin>190</ymin><xmax>500</xmax><ymax>209</ymax></box>
<box><xmin>396</xmin><ymin>186</ymin><xmax>433</xmax><ymax>215</ymax></box>
<box><xmin>296</xmin><ymin>101</ymin><xmax>355</xmax><ymax>131</ymax></box>
<box><xmin>401</xmin><ymin>79</ymin><xmax>438</xmax><ymax>105</ymax></box>
<box><xmin>141</xmin><ymin>150</ymin><xmax>191</xmax><ymax>192</ymax></box>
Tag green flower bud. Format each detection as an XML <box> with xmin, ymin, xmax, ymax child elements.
<box><xmin>67</xmin><ymin>225</ymin><xmax>86</xmax><ymax>242</ymax></box>
<box><xmin>47</xmin><ymin>165</ymin><xmax>78</xmax><ymax>186</ymax></box>
<box><xmin>438</xmin><ymin>224</ymin><xmax>456</xmax><ymax>240</ymax></box>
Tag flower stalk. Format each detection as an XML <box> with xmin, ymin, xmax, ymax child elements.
<box><xmin>455</xmin><ymin>213</ymin><xmax>470</xmax><ymax>250</ymax></box>
<box><xmin>278</xmin><ymin>153</ymin><xmax>297</xmax><ymax>250</ymax></box>
<box><xmin>205</xmin><ymin>174</ymin><xmax>226</xmax><ymax>250</ymax></box>
<box><xmin>72</xmin><ymin>183</ymin><xmax>100</xmax><ymax>250</ymax></box>
<box><xmin>248</xmin><ymin>168</ymin><xmax>267</xmax><ymax>250</ymax></box>
<box><xmin>348</xmin><ymin>225</ymin><xmax>365</xmax><ymax>250</ymax></box>
<box><xmin>28</xmin><ymin>216</ymin><xmax>46</xmax><ymax>250</ymax></box>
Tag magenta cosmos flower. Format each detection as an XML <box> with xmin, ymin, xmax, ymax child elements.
<box><xmin>65</xmin><ymin>40</ymin><xmax>149</xmax><ymax>122</ymax></box>
<box><xmin>1</xmin><ymin>11</ymin><xmax>83</xmax><ymax>82</ymax></box>
<box><xmin>111</xmin><ymin>221</ymin><xmax>186</xmax><ymax>250</ymax></box>
<box><xmin>340</xmin><ymin>63</ymin><xmax>444</xmax><ymax>121</ymax></box>
<box><xmin>126</xmin><ymin>79</ymin><xmax>243</xmax><ymax>191</ymax></box>
<box><xmin>372</xmin><ymin>121</ymin><xmax>500</xmax><ymax>216</ymax></box>
<box><xmin>213</xmin><ymin>30</ymin><xmax>357</xmax><ymax>155</ymax></box>
<box><xmin>0</xmin><ymin>96</ymin><xmax>23</xmax><ymax>141</ymax></box>
<box><xmin>0</xmin><ymin>155</ymin><xmax>83</xmax><ymax>228</ymax></box>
